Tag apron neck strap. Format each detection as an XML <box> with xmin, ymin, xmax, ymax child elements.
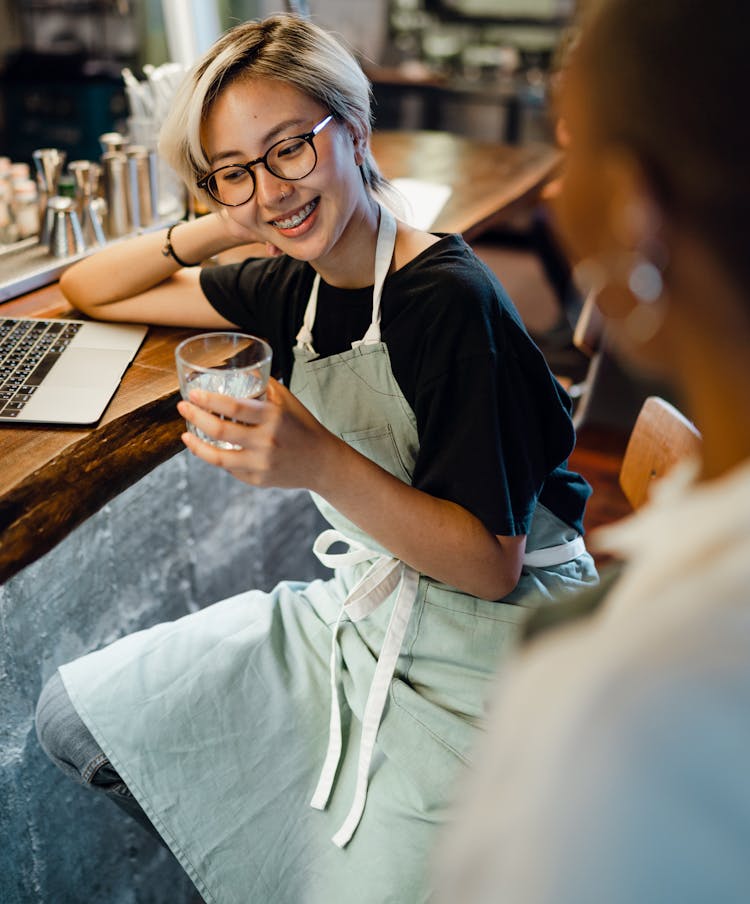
<box><xmin>295</xmin><ymin>204</ymin><xmax>397</xmax><ymax>353</ymax></box>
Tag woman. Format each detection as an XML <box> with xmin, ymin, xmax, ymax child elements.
<box><xmin>36</xmin><ymin>15</ymin><xmax>596</xmax><ymax>903</ymax></box>
<box><xmin>436</xmin><ymin>1</ymin><xmax>750</xmax><ymax>902</ymax></box>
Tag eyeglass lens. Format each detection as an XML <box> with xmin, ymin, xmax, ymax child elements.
<box><xmin>206</xmin><ymin>137</ymin><xmax>317</xmax><ymax>206</ymax></box>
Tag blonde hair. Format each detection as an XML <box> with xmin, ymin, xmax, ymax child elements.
<box><xmin>159</xmin><ymin>14</ymin><xmax>388</xmax><ymax>205</ymax></box>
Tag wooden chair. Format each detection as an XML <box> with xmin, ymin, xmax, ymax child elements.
<box><xmin>619</xmin><ymin>396</ymin><xmax>702</xmax><ymax>509</ymax></box>
<box><xmin>554</xmin><ymin>291</ymin><xmax>604</xmax><ymax>428</ymax></box>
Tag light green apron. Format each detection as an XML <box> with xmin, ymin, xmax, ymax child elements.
<box><xmin>60</xmin><ymin>206</ymin><xmax>597</xmax><ymax>904</ymax></box>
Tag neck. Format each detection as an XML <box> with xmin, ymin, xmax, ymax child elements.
<box><xmin>667</xmin><ymin>243</ymin><xmax>750</xmax><ymax>482</ymax></box>
<box><xmin>313</xmin><ymin>193</ymin><xmax>381</xmax><ymax>289</ymax></box>
<box><xmin>682</xmin><ymin>351</ymin><xmax>750</xmax><ymax>482</ymax></box>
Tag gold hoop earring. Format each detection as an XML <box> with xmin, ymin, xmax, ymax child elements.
<box><xmin>573</xmin><ymin>249</ymin><xmax>668</xmax><ymax>345</ymax></box>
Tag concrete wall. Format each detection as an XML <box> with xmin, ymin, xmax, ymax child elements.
<box><xmin>1</xmin><ymin>451</ymin><xmax>327</xmax><ymax>904</ymax></box>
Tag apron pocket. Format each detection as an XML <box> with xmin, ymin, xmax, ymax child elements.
<box><xmin>342</xmin><ymin>423</ymin><xmax>414</xmax><ymax>483</ymax></box>
<box><xmin>405</xmin><ymin>582</ymin><xmax>528</xmax><ymax>723</ymax></box>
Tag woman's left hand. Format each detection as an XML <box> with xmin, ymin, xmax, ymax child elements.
<box><xmin>177</xmin><ymin>377</ymin><xmax>341</xmax><ymax>490</ymax></box>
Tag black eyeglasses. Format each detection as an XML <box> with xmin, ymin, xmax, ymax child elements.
<box><xmin>197</xmin><ymin>114</ymin><xmax>334</xmax><ymax>207</ymax></box>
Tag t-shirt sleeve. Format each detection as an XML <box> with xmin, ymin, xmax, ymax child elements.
<box><xmin>199</xmin><ymin>257</ymin><xmax>267</xmax><ymax>330</ymax></box>
<box><xmin>407</xmin><ymin>263</ymin><xmax>576</xmax><ymax>536</ymax></box>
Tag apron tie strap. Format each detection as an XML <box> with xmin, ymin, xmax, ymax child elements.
<box><xmin>351</xmin><ymin>205</ymin><xmax>396</xmax><ymax>349</ymax></box>
<box><xmin>294</xmin><ymin>273</ymin><xmax>320</xmax><ymax>353</ymax></box>
<box><xmin>309</xmin><ymin>529</ymin><xmax>419</xmax><ymax>848</ymax></box>
<box><xmin>522</xmin><ymin>535</ymin><xmax>586</xmax><ymax>569</ymax></box>
<box><xmin>295</xmin><ymin>205</ymin><xmax>397</xmax><ymax>355</ymax></box>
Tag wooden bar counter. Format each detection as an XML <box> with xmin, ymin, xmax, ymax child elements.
<box><xmin>0</xmin><ymin>131</ymin><xmax>560</xmax><ymax>584</ymax></box>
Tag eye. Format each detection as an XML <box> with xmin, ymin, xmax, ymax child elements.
<box><xmin>274</xmin><ymin>138</ymin><xmax>307</xmax><ymax>160</ymax></box>
<box><xmin>217</xmin><ymin>166</ymin><xmax>251</xmax><ymax>185</ymax></box>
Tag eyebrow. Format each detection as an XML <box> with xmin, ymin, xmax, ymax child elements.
<box><xmin>208</xmin><ymin>117</ymin><xmax>309</xmax><ymax>166</ymax></box>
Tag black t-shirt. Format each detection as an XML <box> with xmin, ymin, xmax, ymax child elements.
<box><xmin>199</xmin><ymin>234</ymin><xmax>591</xmax><ymax>536</ymax></box>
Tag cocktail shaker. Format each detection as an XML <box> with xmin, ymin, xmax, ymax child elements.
<box><xmin>99</xmin><ymin>132</ymin><xmax>127</xmax><ymax>154</ymax></box>
<box><xmin>126</xmin><ymin>145</ymin><xmax>155</xmax><ymax>229</ymax></box>
<box><xmin>101</xmin><ymin>151</ymin><xmax>131</xmax><ymax>238</ymax></box>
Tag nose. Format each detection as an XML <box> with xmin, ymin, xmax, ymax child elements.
<box><xmin>253</xmin><ymin>165</ymin><xmax>290</xmax><ymax>206</ymax></box>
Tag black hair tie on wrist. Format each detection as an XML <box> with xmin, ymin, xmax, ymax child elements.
<box><xmin>161</xmin><ymin>223</ymin><xmax>200</xmax><ymax>268</ymax></box>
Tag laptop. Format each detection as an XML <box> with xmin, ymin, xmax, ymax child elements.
<box><xmin>0</xmin><ymin>316</ymin><xmax>148</xmax><ymax>426</ymax></box>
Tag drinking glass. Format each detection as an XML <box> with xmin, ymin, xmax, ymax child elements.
<box><xmin>175</xmin><ymin>332</ymin><xmax>272</xmax><ymax>449</ymax></box>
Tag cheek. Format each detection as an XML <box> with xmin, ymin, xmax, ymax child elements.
<box><xmin>321</xmin><ymin>131</ymin><xmax>362</xmax><ymax>184</ymax></box>
<box><xmin>553</xmin><ymin>155</ymin><xmax>611</xmax><ymax>263</ymax></box>
<box><xmin>224</xmin><ymin>202</ymin><xmax>256</xmax><ymax>225</ymax></box>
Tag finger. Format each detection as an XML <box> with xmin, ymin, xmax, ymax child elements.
<box><xmin>265</xmin><ymin>377</ymin><xmax>309</xmax><ymax>418</ymax></box>
<box><xmin>181</xmin><ymin>429</ymin><xmax>244</xmax><ymax>466</ymax></box>
<box><xmin>264</xmin><ymin>377</ymin><xmax>293</xmax><ymax>405</ymax></box>
<box><xmin>180</xmin><ymin>431</ymin><xmax>267</xmax><ymax>486</ymax></box>
<box><xmin>178</xmin><ymin>401</ymin><xmax>261</xmax><ymax>449</ymax></box>
<box><xmin>180</xmin><ymin>429</ymin><xmax>233</xmax><ymax>464</ymax></box>
<box><xmin>181</xmin><ymin>429</ymin><xmax>225</xmax><ymax>461</ymax></box>
<box><xmin>186</xmin><ymin>388</ymin><xmax>266</xmax><ymax>424</ymax></box>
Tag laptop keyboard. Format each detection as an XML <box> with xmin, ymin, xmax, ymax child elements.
<box><xmin>0</xmin><ymin>318</ymin><xmax>82</xmax><ymax>418</ymax></box>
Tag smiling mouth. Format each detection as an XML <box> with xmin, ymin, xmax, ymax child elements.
<box><xmin>271</xmin><ymin>198</ymin><xmax>318</xmax><ymax>230</ymax></box>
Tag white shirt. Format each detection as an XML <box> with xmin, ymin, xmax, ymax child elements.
<box><xmin>436</xmin><ymin>458</ymin><xmax>750</xmax><ymax>904</ymax></box>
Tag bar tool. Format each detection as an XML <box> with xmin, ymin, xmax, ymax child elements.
<box><xmin>46</xmin><ymin>196</ymin><xmax>85</xmax><ymax>258</ymax></box>
<box><xmin>99</xmin><ymin>132</ymin><xmax>127</xmax><ymax>154</ymax></box>
<box><xmin>101</xmin><ymin>151</ymin><xmax>131</xmax><ymax>238</ymax></box>
<box><xmin>126</xmin><ymin>145</ymin><xmax>154</xmax><ymax>229</ymax></box>
<box><xmin>68</xmin><ymin>160</ymin><xmax>106</xmax><ymax>247</ymax></box>
<box><xmin>32</xmin><ymin>148</ymin><xmax>67</xmax><ymax>246</ymax></box>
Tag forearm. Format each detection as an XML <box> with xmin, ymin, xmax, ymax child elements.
<box><xmin>178</xmin><ymin>385</ymin><xmax>526</xmax><ymax>598</ymax></box>
<box><xmin>315</xmin><ymin>438</ymin><xmax>525</xmax><ymax>600</ymax></box>
<box><xmin>59</xmin><ymin>215</ymin><xmax>235</xmax><ymax>314</ymax></box>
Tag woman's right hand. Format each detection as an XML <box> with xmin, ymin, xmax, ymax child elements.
<box><xmin>215</xmin><ymin>208</ymin><xmax>282</xmax><ymax>259</ymax></box>
<box><xmin>216</xmin><ymin>207</ymin><xmax>263</xmax><ymax>247</ymax></box>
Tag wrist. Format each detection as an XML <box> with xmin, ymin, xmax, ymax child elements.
<box><xmin>161</xmin><ymin>223</ymin><xmax>201</xmax><ymax>267</ymax></box>
<box><xmin>161</xmin><ymin>214</ymin><xmax>247</xmax><ymax>267</ymax></box>
<box><xmin>310</xmin><ymin>432</ymin><xmax>354</xmax><ymax>498</ymax></box>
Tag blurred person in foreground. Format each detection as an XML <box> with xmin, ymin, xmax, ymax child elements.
<box><xmin>435</xmin><ymin>1</ymin><xmax>750</xmax><ymax>901</ymax></box>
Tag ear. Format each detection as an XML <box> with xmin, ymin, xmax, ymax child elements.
<box><xmin>349</xmin><ymin>128</ymin><xmax>367</xmax><ymax>166</ymax></box>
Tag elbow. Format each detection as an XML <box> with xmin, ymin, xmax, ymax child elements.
<box><xmin>455</xmin><ymin>565</ymin><xmax>522</xmax><ymax>602</ymax></box>
<box><xmin>463</xmin><ymin>544</ymin><xmax>525</xmax><ymax>601</ymax></box>
<box><xmin>59</xmin><ymin>264</ymin><xmax>96</xmax><ymax>317</ymax></box>
<box><xmin>474</xmin><ymin>574</ymin><xmax>521</xmax><ymax>602</ymax></box>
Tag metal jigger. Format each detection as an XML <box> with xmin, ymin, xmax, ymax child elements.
<box><xmin>83</xmin><ymin>197</ymin><xmax>108</xmax><ymax>247</ymax></box>
<box><xmin>46</xmin><ymin>196</ymin><xmax>85</xmax><ymax>258</ymax></box>
<box><xmin>32</xmin><ymin>148</ymin><xmax>67</xmax><ymax>246</ymax></box>
<box><xmin>68</xmin><ymin>160</ymin><xmax>106</xmax><ymax>247</ymax></box>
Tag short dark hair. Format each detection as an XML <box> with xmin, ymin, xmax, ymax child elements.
<box><xmin>577</xmin><ymin>0</ymin><xmax>749</xmax><ymax>290</ymax></box>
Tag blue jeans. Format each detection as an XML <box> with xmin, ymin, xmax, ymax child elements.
<box><xmin>35</xmin><ymin>670</ymin><xmax>165</xmax><ymax>845</ymax></box>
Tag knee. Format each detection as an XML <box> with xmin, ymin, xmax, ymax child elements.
<box><xmin>35</xmin><ymin>670</ymin><xmax>67</xmax><ymax>761</ymax></box>
<box><xmin>35</xmin><ymin>670</ymin><xmax>103</xmax><ymax>783</ymax></box>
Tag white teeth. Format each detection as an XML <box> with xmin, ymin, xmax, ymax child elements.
<box><xmin>272</xmin><ymin>199</ymin><xmax>317</xmax><ymax>229</ymax></box>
